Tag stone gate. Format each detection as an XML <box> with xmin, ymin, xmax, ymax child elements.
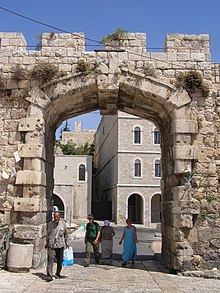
<box><xmin>0</xmin><ymin>31</ymin><xmax>220</xmax><ymax>271</ymax></box>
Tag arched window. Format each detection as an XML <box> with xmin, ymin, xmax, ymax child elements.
<box><xmin>78</xmin><ymin>164</ymin><xmax>86</xmax><ymax>181</ymax></box>
<box><xmin>134</xmin><ymin>159</ymin><xmax>141</xmax><ymax>177</ymax></box>
<box><xmin>154</xmin><ymin>128</ymin><xmax>160</xmax><ymax>144</ymax></box>
<box><xmin>155</xmin><ymin>159</ymin><xmax>161</xmax><ymax>177</ymax></box>
<box><xmin>134</xmin><ymin>126</ymin><xmax>141</xmax><ymax>144</ymax></box>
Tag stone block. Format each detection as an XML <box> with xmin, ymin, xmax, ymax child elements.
<box><xmin>174</xmin><ymin>160</ymin><xmax>192</xmax><ymax>174</ymax></box>
<box><xmin>23</xmin><ymin>158</ymin><xmax>44</xmax><ymax>172</ymax></box>
<box><xmin>173</xmin><ymin>145</ymin><xmax>197</xmax><ymax>160</ymax></box>
<box><xmin>13</xmin><ymin>224</ymin><xmax>42</xmax><ymax>240</ymax></box>
<box><xmin>18</xmin><ymin>117</ymin><xmax>41</xmax><ymax>132</ymax></box>
<box><xmin>172</xmin><ymin>241</ymin><xmax>194</xmax><ymax>256</ymax></box>
<box><xmin>15</xmin><ymin>170</ymin><xmax>46</xmax><ymax>186</ymax></box>
<box><xmin>168</xmin><ymin>88</ymin><xmax>191</xmax><ymax>108</ymax></box>
<box><xmin>14</xmin><ymin>198</ymin><xmax>40</xmax><ymax>212</ymax></box>
<box><xmin>19</xmin><ymin>144</ymin><xmax>45</xmax><ymax>159</ymax></box>
<box><xmin>173</xmin><ymin>119</ymin><xmax>198</xmax><ymax>134</ymax></box>
<box><xmin>23</xmin><ymin>186</ymin><xmax>46</xmax><ymax>198</ymax></box>
<box><xmin>173</xmin><ymin>213</ymin><xmax>193</xmax><ymax>228</ymax></box>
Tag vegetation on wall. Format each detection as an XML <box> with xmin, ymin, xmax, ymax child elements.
<box><xmin>175</xmin><ymin>70</ymin><xmax>209</xmax><ymax>97</ymax></box>
<box><xmin>35</xmin><ymin>34</ymin><xmax>43</xmax><ymax>51</ymax></box>
<box><xmin>12</xmin><ymin>65</ymin><xmax>28</xmax><ymax>81</ymax></box>
<box><xmin>30</xmin><ymin>62</ymin><xmax>59</xmax><ymax>83</ymax></box>
<box><xmin>101</xmin><ymin>28</ymin><xmax>128</xmax><ymax>44</ymax></box>
<box><xmin>76</xmin><ymin>59</ymin><xmax>94</xmax><ymax>74</ymax></box>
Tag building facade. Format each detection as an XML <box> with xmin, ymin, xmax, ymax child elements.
<box><xmin>93</xmin><ymin>111</ymin><xmax>161</xmax><ymax>227</ymax></box>
<box><xmin>53</xmin><ymin>155</ymin><xmax>92</xmax><ymax>223</ymax></box>
<box><xmin>53</xmin><ymin>121</ymin><xmax>94</xmax><ymax>223</ymax></box>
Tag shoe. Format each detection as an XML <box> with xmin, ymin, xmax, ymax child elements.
<box><xmin>46</xmin><ymin>275</ymin><xmax>53</xmax><ymax>282</ymax></box>
<box><xmin>122</xmin><ymin>261</ymin><xmax>127</xmax><ymax>266</ymax></box>
<box><xmin>55</xmin><ymin>274</ymin><xmax>66</xmax><ymax>279</ymax></box>
<box><xmin>84</xmin><ymin>263</ymin><xmax>89</xmax><ymax>267</ymax></box>
<box><xmin>131</xmin><ymin>260</ymin><xmax>135</xmax><ymax>265</ymax></box>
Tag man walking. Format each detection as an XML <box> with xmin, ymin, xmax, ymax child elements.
<box><xmin>45</xmin><ymin>211</ymin><xmax>69</xmax><ymax>281</ymax></box>
<box><xmin>84</xmin><ymin>214</ymin><xmax>100</xmax><ymax>267</ymax></box>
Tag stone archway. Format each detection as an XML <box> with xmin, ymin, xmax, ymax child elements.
<box><xmin>0</xmin><ymin>31</ymin><xmax>219</xmax><ymax>271</ymax></box>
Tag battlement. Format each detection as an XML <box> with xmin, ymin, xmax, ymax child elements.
<box><xmin>0</xmin><ymin>32</ymin><xmax>211</xmax><ymax>56</ymax></box>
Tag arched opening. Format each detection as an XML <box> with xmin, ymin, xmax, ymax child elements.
<box><xmin>52</xmin><ymin>193</ymin><xmax>65</xmax><ymax>219</ymax></box>
<box><xmin>128</xmin><ymin>193</ymin><xmax>143</xmax><ymax>224</ymax></box>
<box><xmin>25</xmin><ymin>70</ymin><xmax>185</xmax><ymax>270</ymax></box>
<box><xmin>151</xmin><ymin>193</ymin><xmax>161</xmax><ymax>223</ymax></box>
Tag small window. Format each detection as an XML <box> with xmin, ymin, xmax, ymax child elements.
<box><xmin>154</xmin><ymin>128</ymin><xmax>160</xmax><ymax>144</ymax></box>
<box><xmin>155</xmin><ymin>159</ymin><xmax>161</xmax><ymax>177</ymax></box>
<box><xmin>134</xmin><ymin>126</ymin><xmax>141</xmax><ymax>144</ymax></box>
<box><xmin>78</xmin><ymin>164</ymin><xmax>86</xmax><ymax>181</ymax></box>
<box><xmin>134</xmin><ymin>159</ymin><xmax>141</xmax><ymax>177</ymax></box>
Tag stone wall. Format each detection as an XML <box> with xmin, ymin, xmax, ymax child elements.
<box><xmin>0</xmin><ymin>31</ymin><xmax>219</xmax><ymax>271</ymax></box>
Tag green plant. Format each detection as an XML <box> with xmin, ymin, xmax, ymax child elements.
<box><xmin>57</xmin><ymin>140</ymin><xmax>94</xmax><ymax>156</ymax></box>
<box><xmin>49</xmin><ymin>32</ymin><xmax>55</xmax><ymax>39</ymax></box>
<box><xmin>200</xmin><ymin>209</ymin><xmax>208</xmax><ymax>221</ymax></box>
<box><xmin>206</xmin><ymin>193</ymin><xmax>214</xmax><ymax>203</ymax></box>
<box><xmin>175</xmin><ymin>71</ymin><xmax>209</xmax><ymax>97</ymax></box>
<box><xmin>35</xmin><ymin>34</ymin><xmax>43</xmax><ymax>50</ymax></box>
<box><xmin>101</xmin><ymin>28</ymin><xmax>128</xmax><ymax>44</ymax></box>
<box><xmin>76</xmin><ymin>59</ymin><xmax>93</xmax><ymax>74</ymax></box>
<box><xmin>30</xmin><ymin>62</ymin><xmax>59</xmax><ymax>83</ymax></box>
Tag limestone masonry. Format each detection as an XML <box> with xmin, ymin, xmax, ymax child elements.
<box><xmin>0</xmin><ymin>31</ymin><xmax>220</xmax><ymax>271</ymax></box>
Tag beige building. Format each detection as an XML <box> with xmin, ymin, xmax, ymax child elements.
<box><xmin>53</xmin><ymin>121</ymin><xmax>94</xmax><ymax>223</ymax></box>
<box><xmin>93</xmin><ymin>111</ymin><xmax>161</xmax><ymax>227</ymax></box>
<box><xmin>53</xmin><ymin>155</ymin><xmax>93</xmax><ymax>223</ymax></box>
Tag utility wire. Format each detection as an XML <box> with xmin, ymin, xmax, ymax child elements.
<box><xmin>0</xmin><ymin>6</ymin><xmax>101</xmax><ymax>44</ymax></box>
<box><xmin>0</xmin><ymin>5</ymin><xmax>190</xmax><ymax>69</ymax></box>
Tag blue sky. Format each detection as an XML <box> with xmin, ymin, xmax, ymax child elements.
<box><xmin>0</xmin><ymin>1</ymin><xmax>219</xmax><ymax>134</ymax></box>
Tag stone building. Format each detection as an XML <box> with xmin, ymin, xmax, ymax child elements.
<box><xmin>93</xmin><ymin>111</ymin><xmax>161</xmax><ymax>227</ymax></box>
<box><xmin>53</xmin><ymin>154</ymin><xmax>92</xmax><ymax>223</ymax></box>
<box><xmin>0</xmin><ymin>31</ymin><xmax>220</xmax><ymax>271</ymax></box>
<box><xmin>53</xmin><ymin>121</ymin><xmax>94</xmax><ymax>223</ymax></box>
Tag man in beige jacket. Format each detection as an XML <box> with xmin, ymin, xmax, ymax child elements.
<box><xmin>45</xmin><ymin>211</ymin><xmax>69</xmax><ymax>281</ymax></box>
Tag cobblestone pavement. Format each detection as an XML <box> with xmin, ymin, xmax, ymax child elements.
<box><xmin>1</xmin><ymin>258</ymin><xmax>220</xmax><ymax>293</ymax></box>
<box><xmin>1</xmin><ymin>227</ymin><xmax>220</xmax><ymax>293</ymax></box>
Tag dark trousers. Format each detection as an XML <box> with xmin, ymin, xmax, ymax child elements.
<box><xmin>85</xmin><ymin>240</ymin><xmax>99</xmax><ymax>264</ymax></box>
<box><xmin>47</xmin><ymin>247</ymin><xmax>64</xmax><ymax>277</ymax></box>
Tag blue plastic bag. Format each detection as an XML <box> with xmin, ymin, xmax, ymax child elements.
<box><xmin>62</xmin><ymin>247</ymin><xmax>74</xmax><ymax>266</ymax></box>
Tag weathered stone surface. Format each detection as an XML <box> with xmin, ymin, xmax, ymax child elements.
<box><xmin>18</xmin><ymin>144</ymin><xmax>45</xmax><ymax>159</ymax></box>
<box><xmin>0</xmin><ymin>31</ymin><xmax>219</xmax><ymax>272</ymax></box>
<box><xmin>15</xmin><ymin>170</ymin><xmax>46</xmax><ymax>186</ymax></box>
<box><xmin>14</xmin><ymin>198</ymin><xmax>40</xmax><ymax>212</ymax></box>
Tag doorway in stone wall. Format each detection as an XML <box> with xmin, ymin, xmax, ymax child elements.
<box><xmin>128</xmin><ymin>193</ymin><xmax>143</xmax><ymax>224</ymax></box>
<box><xmin>52</xmin><ymin>193</ymin><xmax>65</xmax><ymax>219</ymax></box>
<box><xmin>151</xmin><ymin>193</ymin><xmax>161</xmax><ymax>223</ymax></box>
<box><xmin>39</xmin><ymin>69</ymin><xmax>180</xmax><ymax>270</ymax></box>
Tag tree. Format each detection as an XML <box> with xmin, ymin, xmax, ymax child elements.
<box><xmin>59</xmin><ymin>120</ymin><xmax>70</xmax><ymax>140</ymax></box>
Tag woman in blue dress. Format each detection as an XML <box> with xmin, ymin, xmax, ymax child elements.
<box><xmin>119</xmin><ymin>218</ymin><xmax>138</xmax><ymax>265</ymax></box>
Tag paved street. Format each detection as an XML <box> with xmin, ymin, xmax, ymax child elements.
<box><xmin>1</xmin><ymin>226</ymin><xmax>220</xmax><ymax>292</ymax></box>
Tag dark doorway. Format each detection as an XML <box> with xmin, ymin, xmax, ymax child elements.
<box><xmin>128</xmin><ymin>193</ymin><xmax>143</xmax><ymax>224</ymax></box>
<box><xmin>151</xmin><ymin>193</ymin><xmax>161</xmax><ymax>223</ymax></box>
